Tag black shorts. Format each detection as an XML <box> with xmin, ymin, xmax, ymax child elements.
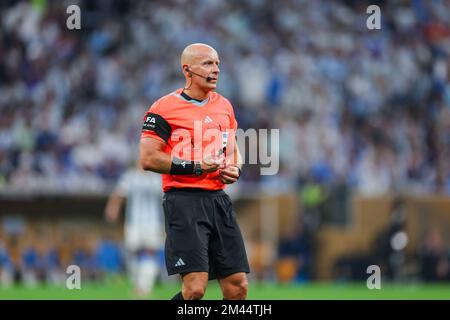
<box><xmin>162</xmin><ymin>188</ymin><xmax>250</xmax><ymax>280</ymax></box>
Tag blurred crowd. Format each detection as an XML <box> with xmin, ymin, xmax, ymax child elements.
<box><xmin>0</xmin><ymin>231</ymin><xmax>129</xmax><ymax>287</ymax></box>
<box><xmin>0</xmin><ymin>0</ymin><xmax>450</xmax><ymax>196</ymax></box>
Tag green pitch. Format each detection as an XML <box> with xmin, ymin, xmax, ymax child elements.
<box><xmin>0</xmin><ymin>280</ymin><xmax>449</xmax><ymax>300</ymax></box>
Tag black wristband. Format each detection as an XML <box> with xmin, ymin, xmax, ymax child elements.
<box><xmin>170</xmin><ymin>157</ymin><xmax>195</xmax><ymax>175</ymax></box>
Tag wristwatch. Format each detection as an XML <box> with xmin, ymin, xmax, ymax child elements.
<box><xmin>194</xmin><ymin>162</ymin><xmax>203</xmax><ymax>176</ymax></box>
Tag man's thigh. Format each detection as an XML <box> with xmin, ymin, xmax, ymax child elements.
<box><xmin>209</xmin><ymin>194</ymin><xmax>250</xmax><ymax>279</ymax></box>
<box><xmin>163</xmin><ymin>193</ymin><xmax>211</xmax><ymax>276</ymax></box>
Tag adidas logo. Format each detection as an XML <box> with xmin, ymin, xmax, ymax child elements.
<box><xmin>204</xmin><ymin>115</ymin><xmax>213</xmax><ymax>124</ymax></box>
<box><xmin>175</xmin><ymin>258</ymin><xmax>186</xmax><ymax>267</ymax></box>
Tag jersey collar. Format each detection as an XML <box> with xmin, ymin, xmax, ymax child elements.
<box><xmin>172</xmin><ymin>89</ymin><xmax>210</xmax><ymax>107</ymax></box>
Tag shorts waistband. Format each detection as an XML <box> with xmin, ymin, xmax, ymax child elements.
<box><xmin>165</xmin><ymin>187</ymin><xmax>226</xmax><ymax>196</ymax></box>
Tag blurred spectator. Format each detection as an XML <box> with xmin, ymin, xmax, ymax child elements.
<box><xmin>72</xmin><ymin>238</ymin><xmax>102</xmax><ymax>282</ymax></box>
<box><xmin>0</xmin><ymin>240</ymin><xmax>14</xmax><ymax>287</ymax></box>
<box><xmin>299</xmin><ymin>174</ymin><xmax>328</xmax><ymax>230</ymax></box>
<box><xmin>373</xmin><ymin>198</ymin><xmax>409</xmax><ymax>281</ymax></box>
<box><xmin>334</xmin><ymin>198</ymin><xmax>410</xmax><ymax>281</ymax></box>
<box><xmin>43</xmin><ymin>247</ymin><xmax>64</xmax><ymax>285</ymax></box>
<box><xmin>21</xmin><ymin>245</ymin><xmax>43</xmax><ymax>286</ymax></box>
<box><xmin>105</xmin><ymin>161</ymin><xmax>164</xmax><ymax>296</ymax></box>
<box><xmin>420</xmin><ymin>229</ymin><xmax>450</xmax><ymax>282</ymax></box>
<box><xmin>277</xmin><ymin>219</ymin><xmax>314</xmax><ymax>283</ymax></box>
<box><xmin>95</xmin><ymin>238</ymin><xmax>124</xmax><ymax>276</ymax></box>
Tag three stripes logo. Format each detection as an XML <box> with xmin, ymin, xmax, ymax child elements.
<box><xmin>204</xmin><ymin>115</ymin><xmax>213</xmax><ymax>124</ymax></box>
<box><xmin>175</xmin><ymin>258</ymin><xmax>186</xmax><ymax>267</ymax></box>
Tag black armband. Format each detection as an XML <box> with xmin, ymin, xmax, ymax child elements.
<box><xmin>142</xmin><ymin>112</ymin><xmax>172</xmax><ymax>143</ymax></box>
<box><xmin>170</xmin><ymin>157</ymin><xmax>195</xmax><ymax>175</ymax></box>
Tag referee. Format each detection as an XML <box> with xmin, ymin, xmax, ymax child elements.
<box><xmin>140</xmin><ymin>43</ymin><xmax>249</xmax><ymax>300</ymax></box>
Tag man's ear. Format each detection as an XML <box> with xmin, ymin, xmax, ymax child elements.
<box><xmin>183</xmin><ymin>65</ymin><xmax>191</xmax><ymax>77</ymax></box>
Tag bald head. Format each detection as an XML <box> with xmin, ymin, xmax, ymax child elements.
<box><xmin>181</xmin><ymin>43</ymin><xmax>219</xmax><ymax>68</ymax></box>
<box><xmin>180</xmin><ymin>43</ymin><xmax>220</xmax><ymax>95</ymax></box>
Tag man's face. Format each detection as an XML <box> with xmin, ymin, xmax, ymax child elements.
<box><xmin>190</xmin><ymin>49</ymin><xmax>220</xmax><ymax>90</ymax></box>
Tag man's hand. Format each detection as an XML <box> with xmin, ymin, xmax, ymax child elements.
<box><xmin>202</xmin><ymin>153</ymin><xmax>226</xmax><ymax>173</ymax></box>
<box><xmin>218</xmin><ymin>165</ymin><xmax>240</xmax><ymax>184</ymax></box>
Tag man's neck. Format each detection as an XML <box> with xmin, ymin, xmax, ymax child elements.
<box><xmin>181</xmin><ymin>91</ymin><xmax>204</xmax><ymax>103</ymax></box>
<box><xmin>182</xmin><ymin>87</ymin><xmax>210</xmax><ymax>101</ymax></box>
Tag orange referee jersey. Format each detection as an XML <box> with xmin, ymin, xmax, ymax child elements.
<box><xmin>141</xmin><ymin>88</ymin><xmax>238</xmax><ymax>192</ymax></box>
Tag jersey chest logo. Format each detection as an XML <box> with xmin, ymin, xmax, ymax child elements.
<box><xmin>204</xmin><ymin>115</ymin><xmax>213</xmax><ymax>124</ymax></box>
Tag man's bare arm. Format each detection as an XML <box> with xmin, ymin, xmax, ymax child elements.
<box><xmin>140</xmin><ymin>138</ymin><xmax>172</xmax><ymax>173</ymax></box>
<box><xmin>105</xmin><ymin>193</ymin><xmax>125</xmax><ymax>223</ymax></box>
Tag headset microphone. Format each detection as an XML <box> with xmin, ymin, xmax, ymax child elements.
<box><xmin>186</xmin><ymin>67</ymin><xmax>213</xmax><ymax>82</ymax></box>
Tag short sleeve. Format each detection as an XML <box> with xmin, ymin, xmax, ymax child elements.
<box><xmin>229</xmin><ymin>103</ymin><xmax>238</xmax><ymax>130</ymax></box>
<box><xmin>220</xmin><ymin>95</ymin><xmax>238</xmax><ymax>131</ymax></box>
<box><xmin>140</xmin><ymin>102</ymin><xmax>172</xmax><ymax>143</ymax></box>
